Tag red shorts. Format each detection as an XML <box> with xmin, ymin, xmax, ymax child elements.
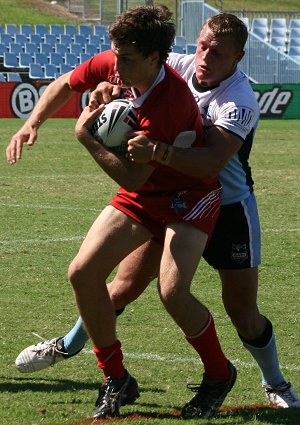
<box><xmin>109</xmin><ymin>188</ymin><xmax>221</xmax><ymax>244</ymax></box>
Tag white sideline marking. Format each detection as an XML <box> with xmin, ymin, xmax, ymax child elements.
<box><xmin>0</xmin><ymin>202</ymin><xmax>99</xmax><ymax>212</ymax></box>
<box><xmin>80</xmin><ymin>349</ymin><xmax>300</xmax><ymax>372</ymax></box>
<box><xmin>0</xmin><ymin>236</ymin><xmax>84</xmax><ymax>245</ymax></box>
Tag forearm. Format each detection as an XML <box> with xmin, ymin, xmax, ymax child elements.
<box><xmin>27</xmin><ymin>72</ymin><xmax>75</xmax><ymax>129</ymax></box>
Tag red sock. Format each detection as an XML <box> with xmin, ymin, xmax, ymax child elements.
<box><xmin>186</xmin><ymin>314</ymin><xmax>230</xmax><ymax>380</ymax></box>
<box><xmin>93</xmin><ymin>340</ymin><xmax>125</xmax><ymax>379</ymax></box>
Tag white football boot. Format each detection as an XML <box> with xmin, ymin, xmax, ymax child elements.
<box><xmin>263</xmin><ymin>382</ymin><xmax>300</xmax><ymax>408</ymax></box>
<box><xmin>15</xmin><ymin>337</ymin><xmax>67</xmax><ymax>373</ymax></box>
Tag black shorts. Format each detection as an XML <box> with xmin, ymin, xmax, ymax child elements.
<box><xmin>203</xmin><ymin>193</ymin><xmax>261</xmax><ymax>270</ymax></box>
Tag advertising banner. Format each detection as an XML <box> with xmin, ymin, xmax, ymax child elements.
<box><xmin>0</xmin><ymin>81</ymin><xmax>299</xmax><ymax>119</ymax></box>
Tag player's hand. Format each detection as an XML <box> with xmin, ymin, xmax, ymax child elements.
<box><xmin>127</xmin><ymin>132</ymin><xmax>155</xmax><ymax>163</ymax></box>
<box><xmin>89</xmin><ymin>82</ymin><xmax>121</xmax><ymax>110</ymax></box>
<box><xmin>6</xmin><ymin>123</ymin><xmax>38</xmax><ymax>164</ymax></box>
<box><xmin>75</xmin><ymin>105</ymin><xmax>105</xmax><ymax>145</ymax></box>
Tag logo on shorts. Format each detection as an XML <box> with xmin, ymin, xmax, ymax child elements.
<box><xmin>231</xmin><ymin>244</ymin><xmax>248</xmax><ymax>264</ymax></box>
<box><xmin>171</xmin><ymin>191</ymin><xmax>187</xmax><ymax>213</ymax></box>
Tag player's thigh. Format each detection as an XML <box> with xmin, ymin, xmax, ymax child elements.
<box><xmin>159</xmin><ymin>222</ymin><xmax>207</xmax><ymax>296</ymax></box>
<box><xmin>74</xmin><ymin>205</ymin><xmax>152</xmax><ymax>279</ymax></box>
<box><xmin>108</xmin><ymin>239</ymin><xmax>162</xmax><ymax>305</ymax></box>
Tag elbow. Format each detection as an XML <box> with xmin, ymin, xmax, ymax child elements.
<box><xmin>204</xmin><ymin>158</ymin><xmax>226</xmax><ymax>179</ymax></box>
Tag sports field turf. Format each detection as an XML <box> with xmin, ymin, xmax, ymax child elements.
<box><xmin>0</xmin><ymin>118</ymin><xmax>299</xmax><ymax>425</ymax></box>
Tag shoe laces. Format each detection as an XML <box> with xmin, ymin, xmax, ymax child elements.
<box><xmin>32</xmin><ymin>339</ymin><xmax>65</xmax><ymax>356</ymax></box>
<box><xmin>265</xmin><ymin>382</ymin><xmax>297</xmax><ymax>402</ymax></box>
<box><xmin>187</xmin><ymin>376</ymin><xmax>226</xmax><ymax>402</ymax></box>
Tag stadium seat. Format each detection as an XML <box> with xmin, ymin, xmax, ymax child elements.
<box><xmin>29</xmin><ymin>63</ymin><xmax>45</xmax><ymax>79</ymax></box>
<box><xmin>20</xmin><ymin>24</ymin><xmax>33</xmax><ymax>36</ymax></box>
<box><xmin>186</xmin><ymin>43</ymin><xmax>197</xmax><ymax>54</ymax></box>
<box><xmin>73</xmin><ymin>34</ymin><xmax>86</xmax><ymax>46</ymax></box>
<box><xmin>19</xmin><ymin>52</ymin><xmax>34</xmax><ymax>68</ymax></box>
<box><xmin>24</xmin><ymin>42</ymin><xmax>39</xmax><ymax>56</ymax></box>
<box><xmin>0</xmin><ymin>24</ymin><xmax>4</xmax><ymax>34</ymax></box>
<box><xmin>102</xmin><ymin>34</ymin><xmax>110</xmax><ymax>45</ymax></box>
<box><xmin>78</xmin><ymin>24</ymin><xmax>92</xmax><ymax>38</ymax></box>
<box><xmin>172</xmin><ymin>45</ymin><xmax>185</xmax><ymax>54</ymax></box>
<box><xmin>39</xmin><ymin>42</ymin><xmax>53</xmax><ymax>55</ymax></box>
<box><xmin>64</xmin><ymin>24</ymin><xmax>77</xmax><ymax>37</ymax></box>
<box><xmin>175</xmin><ymin>35</ymin><xmax>187</xmax><ymax>47</ymax></box>
<box><xmin>34</xmin><ymin>24</ymin><xmax>49</xmax><ymax>36</ymax></box>
<box><xmin>3</xmin><ymin>52</ymin><xmax>20</xmax><ymax>68</ymax></box>
<box><xmin>50</xmin><ymin>24</ymin><xmax>63</xmax><ymax>37</ymax></box>
<box><xmin>0</xmin><ymin>33</ymin><xmax>13</xmax><ymax>46</ymax></box>
<box><xmin>0</xmin><ymin>72</ymin><xmax>6</xmax><ymax>82</ymax></box>
<box><xmin>84</xmin><ymin>44</ymin><xmax>98</xmax><ymax>56</ymax></box>
<box><xmin>252</xmin><ymin>26</ymin><xmax>268</xmax><ymax>41</ymax></box>
<box><xmin>290</xmin><ymin>28</ymin><xmax>300</xmax><ymax>40</ymax></box>
<box><xmin>288</xmin><ymin>46</ymin><xmax>300</xmax><ymax>62</ymax></box>
<box><xmin>270</xmin><ymin>18</ymin><xmax>287</xmax><ymax>32</ymax></box>
<box><xmin>49</xmin><ymin>52</ymin><xmax>64</xmax><ymax>66</ymax></box>
<box><xmin>87</xmin><ymin>35</ymin><xmax>103</xmax><ymax>46</ymax></box>
<box><xmin>14</xmin><ymin>34</ymin><xmax>28</xmax><ymax>46</ymax></box>
<box><xmin>270</xmin><ymin>37</ymin><xmax>286</xmax><ymax>53</ymax></box>
<box><xmin>270</xmin><ymin>28</ymin><xmax>287</xmax><ymax>40</ymax></box>
<box><xmin>79</xmin><ymin>52</ymin><xmax>92</xmax><ymax>63</ymax></box>
<box><xmin>0</xmin><ymin>44</ymin><xmax>8</xmax><ymax>58</ymax></box>
<box><xmin>289</xmin><ymin>37</ymin><xmax>300</xmax><ymax>47</ymax></box>
<box><xmin>64</xmin><ymin>52</ymin><xmax>78</xmax><ymax>67</ymax></box>
<box><xmin>99</xmin><ymin>44</ymin><xmax>110</xmax><ymax>52</ymax></box>
<box><xmin>28</xmin><ymin>33</ymin><xmax>42</xmax><ymax>45</ymax></box>
<box><xmin>58</xmin><ymin>34</ymin><xmax>72</xmax><ymax>45</ymax></box>
<box><xmin>54</xmin><ymin>43</ymin><xmax>69</xmax><ymax>55</ymax></box>
<box><xmin>8</xmin><ymin>42</ymin><xmax>23</xmax><ymax>55</ymax></box>
<box><xmin>289</xmin><ymin>19</ymin><xmax>300</xmax><ymax>31</ymax></box>
<box><xmin>34</xmin><ymin>52</ymin><xmax>49</xmax><ymax>66</ymax></box>
<box><xmin>58</xmin><ymin>63</ymin><xmax>73</xmax><ymax>74</ymax></box>
<box><xmin>69</xmin><ymin>43</ymin><xmax>83</xmax><ymax>56</ymax></box>
<box><xmin>94</xmin><ymin>25</ymin><xmax>108</xmax><ymax>37</ymax></box>
<box><xmin>251</xmin><ymin>17</ymin><xmax>268</xmax><ymax>30</ymax></box>
<box><xmin>7</xmin><ymin>72</ymin><xmax>22</xmax><ymax>82</ymax></box>
<box><xmin>44</xmin><ymin>34</ymin><xmax>57</xmax><ymax>45</ymax></box>
<box><xmin>5</xmin><ymin>24</ymin><xmax>19</xmax><ymax>35</ymax></box>
<box><xmin>44</xmin><ymin>64</ymin><xmax>58</xmax><ymax>79</ymax></box>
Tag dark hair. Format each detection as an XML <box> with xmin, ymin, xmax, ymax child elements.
<box><xmin>205</xmin><ymin>13</ymin><xmax>248</xmax><ymax>52</ymax></box>
<box><xmin>109</xmin><ymin>5</ymin><xmax>175</xmax><ymax>65</ymax></box>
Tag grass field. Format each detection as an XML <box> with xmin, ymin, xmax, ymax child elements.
<box><xmin>0</xmin><ymin>118</ymin><xmax>299</xmax><ymax>425</ymax></box>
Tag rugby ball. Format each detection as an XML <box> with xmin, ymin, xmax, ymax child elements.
<box><xmin>90</xmin><ymin>99</ymin><xmax>137</xmax><ymax>153</ymax></box>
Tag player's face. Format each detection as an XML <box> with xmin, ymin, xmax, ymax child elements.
<box><xmin>111</xmin><ymin>42</ymin><xmax>159</xmax><ymax>93</ymax></box>
<box><xmin>194</xmin><ymin>24</ymin><xmax>244</xmax><ymax>87</ymax></box>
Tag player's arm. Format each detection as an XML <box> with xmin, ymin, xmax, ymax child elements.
<box><xmin>128</xmin><ymin>126</ymin><xmax>242</xmax><ymax>179</ymax></box>
<box><xmin>6</xmin><ymin>71</ymin><xmax>75</xmax><ymax>164</ymax></box>
<box><xmin>75</xmin><ymin>106</ymin><xmax>154</xmax><ymax>192</ymax></box>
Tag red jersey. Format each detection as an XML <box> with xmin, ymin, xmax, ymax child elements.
<box><xmin>70</xmin><ymin>50</ymin><xmax>219</xmax><ymax>194</ymax></box>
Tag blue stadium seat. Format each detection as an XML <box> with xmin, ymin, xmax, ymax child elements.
<box><xmin>0</xmin><ymin>33</ymin><xmax>13</xmax><ymax>46</ymax></box>
<box><xmin>44</xmin><ymin>64</ymin><xmax>58</xmax><ymax>79</ymax></box>
<box><xmin>58</xmin><ymin>34</ymin><xmax>72</xmax><ymax>45</ymax></box>
<box><xmin>251</xmin><ymin>17</ymin><xmax>268</xmax><ymax>30</ymax></box>
<box><xmin>5</xmin><ymin>24</ymin><xmax>19</xmax><ymax>35</ymax></box>
<box><xmin>0</xmin><ymin>72</ymin><xmax>6</xmax><ymax>82</ymax></box>
<box><xmin>288</xmin><ymin>45</ymin><xmax>300</xmax><ymax>62</ymax></box>
<box><xmin>39</xmin><ymin>42</ymin><xmax>53</xmax><ymax>55</ymax></box>
<box><xmin>78</xmin><ymin>24</ymin><xmax>92</xmax><ymax>38</ymax></box>
<box><xmin>79</xmin><ymin>52</ymin><xmax>92</xmax><ymax>63</ymax></box>
<box><xmin>54</xmin><ymin>43</ymin><xmax>69</xmax><ymax>55</ymax></box>
<box><xmin>172</xmin><ymin>45</ymin><xmax>185</xmax><ymax>54</ymax></box>
<box><xmin>252</xmin><ymin>26</ymin><xmax>268</xmax><ymax>41</ymax></box>
<box><xmin>44</xmin><ymin>34</ymin><xmax>57</xmax><ymax>45</ymax></box>
<box><xmin>34</xmin><ymin>24</ymin><xmax>49</xmax><ymax>36</ymax></box>
<box><xmin>94</xmin><ymin>25</ymin><xmax>108</xmax><ymax>37</ymax></box>
<box><xmin>175</xmin><ymin>35</ymin><xmax>187</xmax><ymax>47</ymax></box>
<box><xmin>88</xmin><ymin>35</ymin><xmax>102</xmax><ymax>46</ymax></box>
<box><xmin>8</xmin><ymin>42</ymin><xmax>23</xmax><ymax>55</ymax></box>
<box><xmin>0</xmin><ymin>44</ymin><xmax>8</xmax><ymax>57</ymax></box>
<box><xmin>19</xmin><ymin>52</ymin><xmax>34</xmax><ymax>68</ymax></box>
<box><xmin>50</xmin><ymin>24</ymin><xmax>63</xmax><ymax>37</ymax></box>
<box><xmin>186</xmin><ymin>43</ymin><xmax>197</xmax><ymax>54</ymax></box>
<box><xmin>24</xmin><ymin>42</ymin><xmax>39</xmax><ymax>56</ymax></box>
<box><xmin>14</xmin><ymin>34</ymin><xmax>28</xmax><ymax>46</ymax></box>
<box><xmin>7</xmin><ymin>72</ymin><xmax>22</xmax><ymax>82</ymax></box>
<box><xmin>64</xmin><ymin>24</ymin><xmax>77</xmax><ymax>37</ymax></box>
<box><xmin>290</xmin><ymin>28</ymin><xmax>300</xmax><ymax>39</ymax></box>
<box><xmin>29</xmin><ymin>33</ymin><xmax>42</xmax><ymax>45</ymax></box>
<box><xmin>58</xmin><ymin>63</ymin><xmax>73</xmax><ymax>74</ymax></box>
<box><xmin>69</xmin><ymin>43</ymin><xmax>83</xmax><ymax>56</ymax></box>
<box><xmin>20</xmin><ymin>24</ymin><xmax>33</xmax><ymax>36</ymax></box>
<box><xmin>64</xmin><ymin>52</ymin><xmax>78</xmax><ymax>67</ymax></box>
<box><xmin>99</xmin><ymin>44</ymin><xmax>110</xmax><ymax>52</ymax></box>
<box><xmin>289</xmin><ymin>19</ymin><xmax>300</xmax><ymax>31</ymax></box>
<box><xmin>34</xmin><ymin>52</ymin><xmax>49</xmax><ymax>66</ymax></box>
<box><xmin>49</xmin><ymin>52</ymin><xmax>64</xmax><ymax>66</ymax></box>
<box><xmin>270</xmin><ymin>37</ymin><xmax>286</xmax><ymax>53</ymax></box>
<box><xmin>84</xmin><ymin>44</ymin><xmax>98</xmax><ymax>56</ymax></box>
<box><xmin>29</xmin><ymin>63</ymin><xmax>45</xmax><ymax>79</ymax></box>
<box><xmin>73</xmin><ymin>34</ymin><xmax>86</xmax><ymax>46</ymax></box>
<box><xmin>270</xmin><ymin>18</ymin><xmax>287</xmax><ymax>32</ymax></box>
<box><xmin>3</xmin><ymin>52</ymin><xmax>20</xmax><ymax>68</ymax></box>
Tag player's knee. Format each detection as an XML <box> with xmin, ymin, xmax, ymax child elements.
<box><xmin>68</xmin><ymin>257</ymin><xmax>86</xmax><ymax>290</ymax></box>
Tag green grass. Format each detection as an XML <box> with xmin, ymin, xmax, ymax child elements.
<box><xmin>0</xmin><ymin>119</ymin><xmax>299</xmax><ymax>425</ymax></box>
